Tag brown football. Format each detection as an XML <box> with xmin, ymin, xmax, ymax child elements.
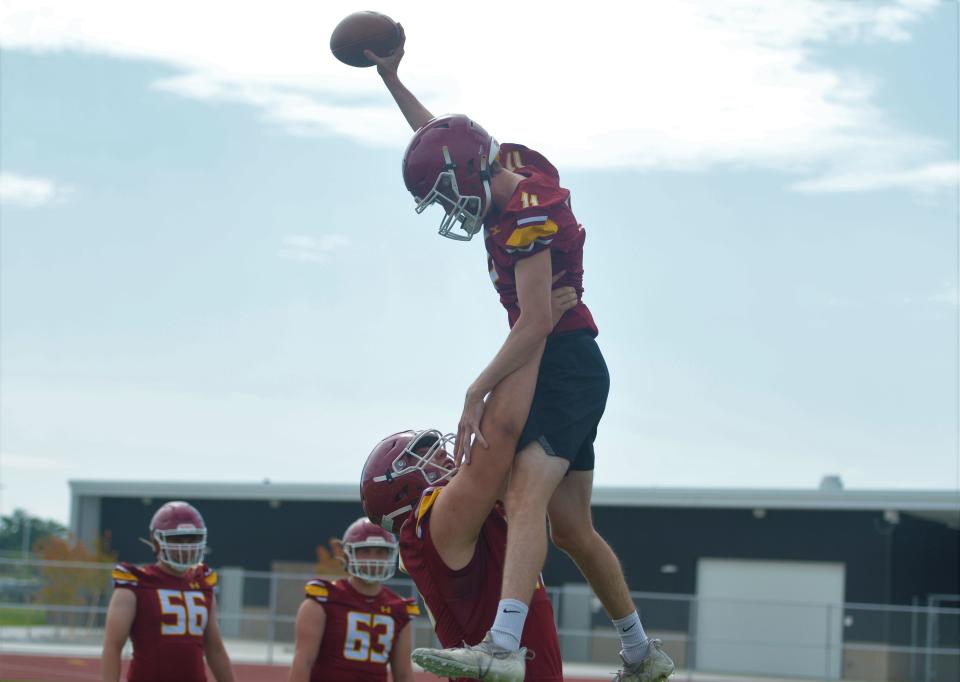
<box><xmin>330</xmin><ymin>11</ymin><xmax>400</xmax><ymax>68</ymax></box>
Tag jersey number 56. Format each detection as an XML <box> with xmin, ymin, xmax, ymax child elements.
<box><xmin>157</xmin><ymin>589</ymin><xmax>208</xmax><ymax>636</ymax></box>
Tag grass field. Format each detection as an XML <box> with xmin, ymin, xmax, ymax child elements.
<box><xmin>0</xmin><ymin>608</ymin><xmax>45</xmax><ymax>626</ymax></box>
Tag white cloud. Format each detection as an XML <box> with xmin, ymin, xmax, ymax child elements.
<box><xmin>0</xmin><ymin>0</ymin><xmax>950</xmax><ymax>191</ymax></box>
<box><xmin>0</xmin><ymin>171</ymin><xmax>61</xmax><ymax>207</ymax></box>
<box><xmin>793</xmin><ymin>162</ymin><xmax>959</xmax><ymax>193</ymax></box>
<box><xmin>278</xmin><ymin>233</ymin><xmax>350</xmax><ymax>264</ymax></box>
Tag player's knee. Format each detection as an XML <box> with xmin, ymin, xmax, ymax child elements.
<box><xmin>505</xmin><ymin>479</ymin><xmax>550</xmax><ymax>518</ymax></box>
<box><xmin>480</xmin><ymin>406</ymin><xmax>525</xmax><ymax>444</ymax></box>
<box><xmin>550</xmin><ymin>521</ymin><xmax>595</xmax><ymax>557</ymax></box>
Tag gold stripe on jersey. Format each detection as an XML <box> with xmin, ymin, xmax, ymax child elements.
<box><xmin>112</xmin><ymin>568</ymin><xmax>138</xmax><ymax>583</ymax></box>
<box><xmin>506</xmin><ymin>219</ymin><xmax>559</xmax><ymax>249</ymax></box>
<box><xmin>204</xmin><ymin>570</ymin><xmax>218</xmax><ymax>587</ymax></box>
<box><xmin>305</xmin><ymin>583</ymin><xmax>329</xmax><ymax>598</ymax></box>
<box><xmin>406</xmin><ymin>602</ymin><xmax>421</xmax><ymax>616</ymax></box>
<box><xmin>416</xmin><ymin>488</ymin><xmax>443</xmax><ymax>526</ymax></box>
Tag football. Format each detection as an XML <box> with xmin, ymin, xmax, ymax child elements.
<box><xmin>330</xmin><ymin>11</ymin><xmax>401</xmax><ymax>68</ymax></box>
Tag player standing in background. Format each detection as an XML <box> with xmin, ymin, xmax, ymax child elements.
<box><xmin>101</xmin><ymin>501</ymin><xmax>235</xmax><ymax>682</ymax></box>
<box><xmin>365</xmin><ymin>29</ymin><xmax>674</xmax><ymax>682</ymax></box>
<box><xmin>288</xmin><ymin>518</ymin><xmax>417</xmax><ymax>682</ymax></box>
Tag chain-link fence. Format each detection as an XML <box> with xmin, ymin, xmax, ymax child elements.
<box><xmin>1</xmin><ymin>558</ymin><xmax>956</xmax><ymax>681</ymax></box>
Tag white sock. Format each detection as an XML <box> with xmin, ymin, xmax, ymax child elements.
<box><xmin>613</xmin><ymin>611</ymin><xmax>649</xmax><ymax>664</ymax></box>
<box><xmin>489</xmin><ymin>599</ymin><xmax>528</xmax><ymax>651</ymax></box>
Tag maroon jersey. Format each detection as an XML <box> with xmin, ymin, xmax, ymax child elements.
<box><xmin>111</xmin><ymin>561</ymin><xmax>217</xmax><ymax>682</ymax></box>
<box><xmin>398</xmin><ymin>486</ymin><xmax>563</xmax><ymax>681</ymax></box>
<box><xmin>485</xmin><ymin>143</ymin><xmax>599</xmax><ymax>337</ymax></box>
<box><xmin>304</xmin><ymin>577</ymin><xmax>419</xmax><ymax>682</ymax></box>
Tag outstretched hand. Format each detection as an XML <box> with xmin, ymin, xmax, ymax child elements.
<box><xmin>364</xmin><ymin>24</ymin><xmax>406</xmax><ymax>78</ymax></box>
<box><xmin>550</xmin><ymin>270</ymin><xmax>577</xmax><ymax>326</ymax></box>
<box><xmin>455</xmin><ymin>389</ymin><xmax>488</xmax><ymax>467</ymax></box>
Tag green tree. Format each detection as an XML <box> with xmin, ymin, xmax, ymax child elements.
<box><xmin>0</xmin><ymin>509</ymin><xmax>67</xmax><ymax>554</ymax></box>
<box><xmin>35</xmin><ymin>532</ymin><xmax>117</xmax><ymax>627</ymax></box>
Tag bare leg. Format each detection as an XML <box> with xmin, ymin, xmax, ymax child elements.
<box><xmin>547</xmin><ymin>470</ymin><xmax>634</xmax><ymax>619</ymax></box>
<box><xmin>499</xmin><ymin>442</ymin><xmax>569</xmax><ymax>605</ymax></box>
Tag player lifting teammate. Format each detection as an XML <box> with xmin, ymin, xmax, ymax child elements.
<box><xmin>361</xmin><ymin>428</ymin><xmax>564</xmax><ymax>681</ymax></box>
<box><xmin>366</xmin><ymin>27</ymin><xmax>674</xmax><ymax>682</ymax></box>
<box><xmin>358</xmin><ymin>279</ymin><xmax>575</xmax><ymax>681</ymax></box>
<box><xmin>101</xmin><ymin>501</ymin><xmax>235</xmax><ymax>682</ymax></box>
<box><xmin>288</xmin><ymin>518</ymin><xmax>418</xmax><ymax>682</ymax></box>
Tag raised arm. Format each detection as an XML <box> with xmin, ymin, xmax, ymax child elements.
<box><xmin>454</xmin><ymin>248</ymin><xmax>554</xmax><ymax>462</ymax></box>
<box><xmin>428</xmin><ymin>272</ymin><xmax>576</xmax><ymax>570</ymax></box>
<box><xmin>364</xmin><ymin>25</ymin><xmax>435</xmax><ymax>131</ymax></box>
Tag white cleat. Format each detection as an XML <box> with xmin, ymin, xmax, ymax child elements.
<box><xmin>614</xmin><ymin>638</ymin><xmax>675</xmax><ymax>681</ymax></box>
<box><xmin>412</xmin><ymin>633</ymin><xmax>527</xmax><ymax>682</ymax></box>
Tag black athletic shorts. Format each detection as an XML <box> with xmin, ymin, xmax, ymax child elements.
<box><xmin>517</xmin><ymin>329</ymin><xmax>610</xmax><ymax>471</ymax></box>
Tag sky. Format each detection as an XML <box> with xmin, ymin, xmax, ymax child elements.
<box><xmin>1</xmin><ymin>0</ymin><xmax>958</xmax><ymax>524</ymax></box>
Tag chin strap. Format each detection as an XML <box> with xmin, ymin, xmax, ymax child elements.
<box><xmin>442</xmin><ymin>146</ymin><xmax>456</xmax><ymax>171</ymax></box>
<box><xmin>479</xmin><ymin>154</ymin><xmax>492</xmax><ymax>221</ymax></box>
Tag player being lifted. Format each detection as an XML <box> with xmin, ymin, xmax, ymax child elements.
<box><xmin>365</xmin><ymin>28</ymin><xmax>674</xmax><ymax>682</ymax></box>
<box><xmin>288</xmin><ymin>518</ymin><xmax>418</xmax><ymax>682</ymax></box>
<box><xmin>101</xmin><ymin>501</ymin><xmax>235</xmax><ymax>682</ymax></box>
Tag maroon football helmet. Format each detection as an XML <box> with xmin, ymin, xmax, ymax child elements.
<box><xmin>402</xmin><ymin>114</ymin><xmax>500</xmax><ymax>241</ymax></box>
<box><xmin>360</xmin><ymin>429</ymin><xmax>456</xmax><ymax>533</ymax></box>
<box><xmin>149</xmin><ymin>501</ymin><xmax>206</xmax><ymax>571</ymax></box>
<box><xmin>341</xmin><ymin>517</ymin><xmax>398</xmax><ymax>582</ymax></box>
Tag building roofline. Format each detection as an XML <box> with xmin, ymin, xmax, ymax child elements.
<box><xmin>69</xmin><ymin>479</ymin><xmax>960</xmax><ymax>512</ymax></box>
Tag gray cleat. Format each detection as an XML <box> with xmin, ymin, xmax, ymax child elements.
<box><xmin>412</xmin><ymin>633</ymin><xmax>527</xmax><ymax>682</ymax></box>
<box><xmin>614</xmin><ymin>638</ymin><xmax>675</xmax><ymax>681</ymax></box>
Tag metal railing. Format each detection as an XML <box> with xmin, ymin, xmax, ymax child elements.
<box><xmin>1</xmin><ymin>558</ymin><xmax>957</xmax><ymax>681</ymax></box>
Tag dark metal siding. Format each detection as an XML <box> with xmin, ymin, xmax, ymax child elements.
<box><xmin>98</xmin><ymin>496</ymin><xmax>958</xmax><ymax>620</ymax></box>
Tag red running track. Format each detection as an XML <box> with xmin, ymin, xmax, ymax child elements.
<box><xmin>0</xmin><ymin>653</ymin><xmax>607</xmax><ymax>681</ymax></box>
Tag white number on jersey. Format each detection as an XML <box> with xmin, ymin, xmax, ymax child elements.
<box><xmin>343</xmin><ymin>611</ymin><xmax>396</xmax><ymax>663</ymax></box>
<box><xmin>157</xmin><ymin>589</ymin><xmax>208</xmax><ymax>636</ymax></box>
